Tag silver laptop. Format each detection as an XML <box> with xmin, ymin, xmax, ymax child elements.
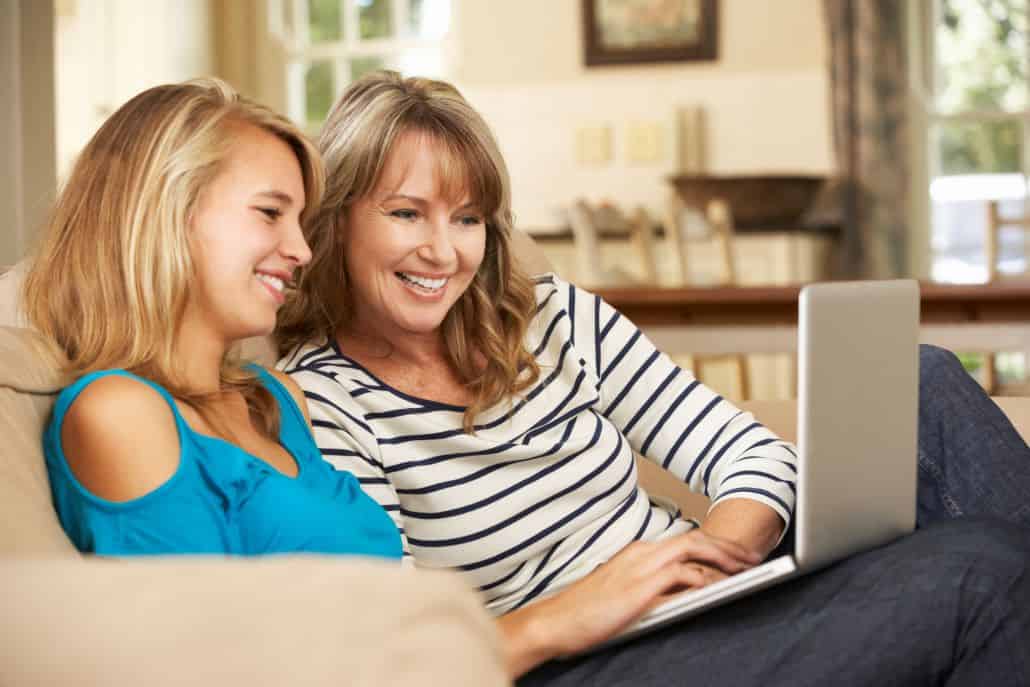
<box><xmin>600</xmin><ymin>279</ymin><xmax>921</xmax><ymax>650</ymax></box>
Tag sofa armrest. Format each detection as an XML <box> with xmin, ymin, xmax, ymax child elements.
<box><xmin>0</xmin><ymin>556</ymin><xmax>509</xmax><ymax>687</ymax></box>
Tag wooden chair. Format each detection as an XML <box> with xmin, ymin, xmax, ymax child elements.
<box><xmin>983</xmin><ymin>199</ymin><xmax>1030</xmax><ymax>394</ymax></box>
<box><xmin>567</xmin><ymin>199</ymin><xmax>657</xmax><ymax>286</ymax></box>
<box><xmin>664</xmin><ymin>191</ymin><xmax>737</xmax><ymax>287</ymax></box>
<box><xmin>664</xmin><ymin>191</ymin><xmax>751</xmax><ymax>400</ymax></box>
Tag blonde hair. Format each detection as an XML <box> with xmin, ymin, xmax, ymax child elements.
<box><xmin>23</xmin><ymin>78</ymin><xmax>325</xmax><ymax>440</ymax></box>
<box><xmin>275</xmin><ymin>71</ymin><xmax>539</xmax><ymax>432</ymax></box>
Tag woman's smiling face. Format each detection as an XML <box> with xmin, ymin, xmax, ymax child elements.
<box><xmin>186</xmin><ymin>124</ymin><xmax>311</xmax><ymax>344</ymax></box>
<box><xmin>341</xmin><ymin>130</ymin><xmax>487</xmax><ymax>342</ymax></box>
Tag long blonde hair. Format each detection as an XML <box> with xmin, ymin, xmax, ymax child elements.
<box><xmin>275</xmin><ymin>71</ymin><xmax>539</xmax><ymax>432</ymax></box>
<box><xmin>23</xmin><ymin>78</ymin><xmax>325</xmax><ymax>440</ymax></box>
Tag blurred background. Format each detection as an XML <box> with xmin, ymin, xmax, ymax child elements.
<box><xmin>3</xmin><ymin>0</ymin><xmax>1029</xmax><ymax>399</ymax></box>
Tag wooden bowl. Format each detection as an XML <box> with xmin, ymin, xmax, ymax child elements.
<box><xmin>668</xmin><ymin>174</ymin><xmax>826</xmax><ymax>229</ymax></box>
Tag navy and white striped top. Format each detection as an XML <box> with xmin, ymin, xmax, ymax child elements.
<box><xmin>279</xmin><ymin>274</ymin><xmax>797</xmax><ymax>614</ymax></box>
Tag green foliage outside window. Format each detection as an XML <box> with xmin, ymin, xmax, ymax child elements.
<box><xmin>359</xmin><ymin>0</ymin><xmax>392</xmax><ymax>39</ymax></box>
<box><xmin>305</xmin><ymin>62</ymin><xmax>334</xmax><ymax>123</ymax></box>
<box><xmin>308</xmin><ymin>0</ymin><xmax>343</xmax><ymax>42</ymax></box>
<box><xmin>936</xmin><ymin>0</ymin><xmax>1027</xmax><ymax>175</ymax></box>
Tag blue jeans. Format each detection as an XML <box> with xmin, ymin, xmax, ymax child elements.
<box><xmin>519</xmin><ymin>346</ymin><xmax>1030</xmax><ymax>687</ymax></box>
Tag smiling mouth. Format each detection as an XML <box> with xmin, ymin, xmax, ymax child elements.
<box><xmin>396</xmin><ymin>272</ymin><xmax>448</xmax><ymax>293</ymax></box>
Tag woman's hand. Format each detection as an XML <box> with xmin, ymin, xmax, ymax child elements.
<box><xmin>496</xmin><ymin>529</ymin><xmax>761</xmax><ymax>676</ymax></box>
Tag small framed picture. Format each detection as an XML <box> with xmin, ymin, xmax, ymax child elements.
<box><xmin>582</xmin><ymin>0</ymin><xmax>718</xmax><ymax>67</ymax></box>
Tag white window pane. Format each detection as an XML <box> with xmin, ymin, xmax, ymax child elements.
<box><xmin>396</xmin><ymin>47</ymin><xmax>444</xmax><ymax>77</ymax></box>
<box><xmin>935</xmin><ymin>0</ymin><xmax>1028</xmax><ymax>114</ymax></box>
<box><xmin>930</xmin><ymin>173</ymin><xmax>1028</xmax><ymax>282</ymax></box>
<box><xmin>929</xmin><ymin>118</ymin><xmax>1026</xmax><ymax>283</ymax></box>
<box><xmin>409</xmin><ymin>0</ymin><xmax>450</xmax><ymax>39</ymax></box>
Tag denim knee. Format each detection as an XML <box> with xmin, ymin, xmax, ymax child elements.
<box><xmin>919</xmin><ymin>344</ymin><xmax>964</xmax><ymax>380</ymax></box>
<box><xmin>906</xmin><ymin>517</ymin><xmax>1030</xmax><ymax>577</ymax></box>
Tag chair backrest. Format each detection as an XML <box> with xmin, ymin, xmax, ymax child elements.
<box><xmin>985</xmin><ymin>198</ymin><xmax>1030</xmax><ymax>282</ymax></box>
<box><xmin>567</xmin><ymin>199</ymin><xmax>605</xmax><ymax>286</ymax></box>
<box><xmin>664</xmin><ymin>190</ymin><xmax>738</xmax><ymax>286</ymax></box>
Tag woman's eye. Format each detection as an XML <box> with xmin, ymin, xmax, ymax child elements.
<box><xmin>391</xmin><ymin>209</ymin><xmax>418</xmax><ymax>220</ymax></box>
<box><xmin>458</xmin><ymin>214</ymin><xmax>484</xmax><ymax>227</ymax></box>
<box><xmin>258</xmin><ymin>207</ymin><xmax>282</xmax><ymax>221</ymax></box>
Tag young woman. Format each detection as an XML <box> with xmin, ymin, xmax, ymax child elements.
<box><xmin>25</xmin><ymin>79</ymin><xmax>400</xmax><ymax>560</ymax></box>
<box><xmin>276</xmin><ymin>71</ymin><xmax>1030</xmax><ymax>684</ymax></box>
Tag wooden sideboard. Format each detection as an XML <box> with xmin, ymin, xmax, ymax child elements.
<box><xmin>529</xmin><ymin>227</ymin><xmax>837</xmax><ymax>399</ymax></box>
<box><xmin>588</xmin><ymin>282</ymin><xmax>1030</xmax><ymax>399</ymax></box>
<box><xmin>592</xmin><ymin>282</ymin><xmax>1030</xmax><ymax>356</ymax></box>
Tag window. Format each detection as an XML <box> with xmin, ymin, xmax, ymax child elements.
<box><xmin>269</xmin><ymin>0</ymin><xmax>452</xmax><ymax>131</ymax></box>
<box><xmin>909</xmin><ymin>1</ymin><xmax>1029</xmax><ymax>388</ymax></box>
<box><xmin>910</xmin><ymin>0</ymin><xmax>1029</xmax><ymax>284</ymax></box>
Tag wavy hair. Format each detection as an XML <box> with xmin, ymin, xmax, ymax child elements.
<box><xmin>275</xmin><ymin>71</ymin><xmax>539</xmax><ymax>432</ymax></box>
<box><xmin>23</xmin><ymin>78</ymin><xmax>325</xmax><ymax>441</ymax></box>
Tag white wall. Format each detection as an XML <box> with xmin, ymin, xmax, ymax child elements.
<box><xmin>451</xmin><ymin>0</ymin><xmax>834</xmax><ymax>230</ymax></box>
<box><xmin>55</xmin><ymin>0</ymin><xmax>214</xmax><ymax>178</ymax></box>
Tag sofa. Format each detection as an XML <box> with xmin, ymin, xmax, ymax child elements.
<box><xmin>0</xmin><ymin>266</ymin><xmax>508</xmax><ymax>686</ymax></box>
<box><xmin>2</xmin><ymin>243</ymin><xmax>1029</xmax><ymax>685</ymax></box>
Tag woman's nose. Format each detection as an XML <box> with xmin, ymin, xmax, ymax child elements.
<box><xmin>282</xmin><ymin>219</ymin><xmax>313</xmax><ymax>267</ymax></box>
<box><xmin>419</xmin><ymin>221</ymin><xmax>457</xmax><ymax>265</ymax></box>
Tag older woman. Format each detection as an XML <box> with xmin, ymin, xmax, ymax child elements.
<box><xmin>277</xmin><ymin>71</ymin><xmax>1030</xmax><ymax>685</ymax></box>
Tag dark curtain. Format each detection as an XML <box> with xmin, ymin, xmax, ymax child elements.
<box><xmin>823</xmin><ymin>0</ymin><xmax>909</xmax><ymax>278</ymax></box>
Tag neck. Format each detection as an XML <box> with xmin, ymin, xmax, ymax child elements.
<box><xmin>337</xmin><ymin>316</ymin><xmax>446</xmax><ymax>369</ymax></box>
<box><xmin>174</xmin><ymin>309</ymin><xmax>231</xmax><ymax>393</ymax></box>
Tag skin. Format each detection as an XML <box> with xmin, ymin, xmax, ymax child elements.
<box><xmin>63</xmin><ymin>124</ymin><xmax>316</xmax><ymax>500</ymax></box>
<box><xmin>336</xmin><ymin>130</ymin><xmax>487</xmax><ymax>405</ymax></box>
<box><xmin>335</xmin><ymin>131</ymin><xmax>784</xmax><ymax>677</ymax></box>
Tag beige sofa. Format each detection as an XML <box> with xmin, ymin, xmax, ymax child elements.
<box><xmin>3</xmin><ymin>247</ymin><xmax>1029</xmax><ymax>686</ymax></box>
<box><xmin>0</xmin><ymin>265</ymin><xmax>509</xmax><ymax>685</ymax></box>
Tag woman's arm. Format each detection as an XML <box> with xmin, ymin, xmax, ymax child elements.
<box><xmin>560</xmin><ymin>279</ymin><xmax>796</xmax><ymax>555</ymax></box>
<box><xmin>495</xmin><ymin>529</ymin><xmax>761</xmax><ymax>677</ymax></box>
<box><xmin>701</xmin><ymin>499</ymin><xmax>784</xmax><ymax>559</ymax></box>
<box><xmin>61</xmin><ymin>375</ymin><xmax>181</xmax><ymax>501</ymax></box>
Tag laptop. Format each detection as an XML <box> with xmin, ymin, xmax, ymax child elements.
<box><xmin>598</xmin><ymin>279</ymin><xmax>921</xmax><ymax>650</ymax></box>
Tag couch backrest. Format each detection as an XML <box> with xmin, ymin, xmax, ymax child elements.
<box><xmin>0</xmin><ymin>326</ymin><xmax>78</xmax><ymax>555</ymax></box>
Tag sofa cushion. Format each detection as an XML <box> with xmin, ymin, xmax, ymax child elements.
<box><xmin>0</xmin><ymin>326</ymin><xmax>76</xmax><ymax>555</ymax></box>
<box><xmin>0</xmin><ymin>557</ymin><xmax>507</xmax><ymax>686</ymax></box>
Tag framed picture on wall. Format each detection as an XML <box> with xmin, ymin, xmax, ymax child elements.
<box><xmin>582</xmin><ymin>0</ymin><xmax>718</xmax><ymax>66</ymax></box>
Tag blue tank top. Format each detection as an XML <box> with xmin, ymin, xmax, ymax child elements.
<box><xmin>44</xmin><ymin>368</ymin><xmax>402</xmax><ymax>559</ymax></box>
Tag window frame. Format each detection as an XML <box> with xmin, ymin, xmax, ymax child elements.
<box><xmin>268</xmin><ymin>0</ymin><xmax>450</xmax><ymax>131</ymax></box>
<box><xmin>906</xmin><ymin>0</ymin><xmax>1030</xmax><ymax>281</ymax></box>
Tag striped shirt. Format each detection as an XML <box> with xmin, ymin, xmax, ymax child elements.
<box><xmin>279</xmin><ymin>274</ymin><xmax>797</xmax><ymax>614</ymax></box>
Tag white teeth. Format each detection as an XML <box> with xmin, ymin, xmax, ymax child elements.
<box><xmin>255</xmin><ymin>273</ymin><xmax>285</xmax><ymax>293</ymax></box>
<box><xmin>397</xmin><ymin>272</ymin><xmax>447</xmax><ymax>291</ymax></box>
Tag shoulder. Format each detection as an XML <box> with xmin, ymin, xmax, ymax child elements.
<box><xmin>276</xmin><ymin>337</ymin><xmax>336</xmax><ymax>373</ymax></box>
<box><xmin>528</xmin><ymin>273</ymin><xmax>602</xmax><ymax>340</ymax></box>
<box><xmin>59</xmin><ymin>372</ymin><xmax>181</xmax><ymax>502</ymax></box>
<box><xmin>531</xmin><ymin>273</ymin><xmax>595</xmax><ymax>314</ymax></box>
<box><xmin>262</xmin><ymin>367</ymin><xmax>312</xmax><ymax>425</ymax></box>
<box><xmin>277</xmin><ymin>341</ymin><xmax>357</xmax><ymax>399</ymax></box>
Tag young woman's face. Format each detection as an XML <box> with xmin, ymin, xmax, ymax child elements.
<box><xmin>187</xmin><ymin>124</ymin><xmax>311</xmax><ymax>344</ymax></box>
<box><xmin>342</xmin><ymin>131</ymin><xmax>487</xmax><ymax>341</ymax></box>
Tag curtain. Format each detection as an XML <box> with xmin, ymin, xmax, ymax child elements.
<box><xmin>823</xmin><ymin>0</ymin><xmax>909</xmax><ymax>279</ymax></box>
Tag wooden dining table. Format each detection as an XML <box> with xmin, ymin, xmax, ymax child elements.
<box><xmin>592</xmin><ymin>282</ymin><xmax>1030</xmax><ymax>357</ymax></box>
